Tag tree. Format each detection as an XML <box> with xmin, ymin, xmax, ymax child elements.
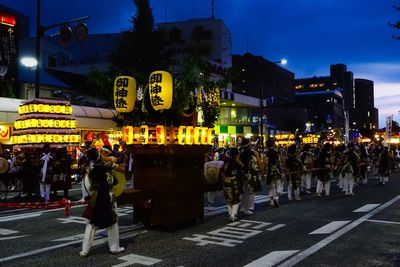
<box><xmin>92</xmin><ymin>0</ymin><xmax>226</xmax><ymax>127</ymax></box>
<box><xmin>389</xmin><ymin>4</ymin><xmax>400</xmax><ymax>39</ymax></box>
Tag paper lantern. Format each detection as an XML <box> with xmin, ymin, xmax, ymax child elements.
<box><xmin>178</xmin><ymin>126</ymin><xmax>186</xmax><ymax>145</ymax></box>
<box><xmin>149</xmin><ymin>71</ymin><xmax>173</xmax><ymax>110</ymax></box>
<box><xmin>185</xmin><ymin>126</ymin><xmax>194</xmax><ymax>145</ymax></box>
<box><xmin>140</xmin><ymin>125</ymin><xmax>149</xmax><ymax>145</ymax></box>
<box><xmin>114</xmin><ymin>76</ymin><xmax>137</xmax><ymax>113</ymax></box>
<box><xmin>156</xmin><ymin>125</ymin><xmax>165</xmax><ymax>145</ymax></box>
<box><xmin>194</xmin><ymin>127</ymin><xmax>202</xmax><ymax>145</ymax></box>
<box><xmin>123</xmin><ymin>126</ymin><xmax>133</xmax><ymax>145</ymax></box>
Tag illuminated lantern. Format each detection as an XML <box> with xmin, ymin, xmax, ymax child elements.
<box><xmin>140</xmin><ymin>125</ymin><xmax>149</xmax><ymax>145</ymax></box>
<box><xmin>149</xmin><ymin>71</ymin><xmax>173</xmax><ymax>111</ymax></box>
<box><xmin>194</xmin><ymin>127</ymin><xmax>202</xmax><ymax>145</ymax></box>
<box><xmin>201</xmin><ymin>127</ymin><xmax>208</xmax><ymax>145</ymax></box>
<box><xmin>123</xmin><ymin>126</ymin><xmax>134</xmax><ymax>145</ymax></box>
<box><xmin>156</xmin><ymin>125</ymin><xmax>165</xmax><ymax>145</ymax></box>
<box><xmin>186</xmin><ymin>126</ymin><xmax>194</xmax><ymax>145</ymax></box>
<box><xmin>178</xmin><ymin>126</ymin><xmax>186</xmax><ymax>145</ymax></box>
<box><xmin>208</xmin><ymin>128</ymin><xmax>215</xmax><ymax>145</ymax></box>
<box><xmin>114</xmin><ymin>76</ymin><xmax>136</xmax><ymax>113</ymax></box>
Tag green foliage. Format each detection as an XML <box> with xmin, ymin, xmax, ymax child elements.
<box><xmin>389</xmin><ymin>4</ymin><xmax>400</xmax><ymax>39</ymax></box>
<box><xmin>97</xmin><ymin>0</ymin><xmax>227</xmax><ymax>127</ymax></box>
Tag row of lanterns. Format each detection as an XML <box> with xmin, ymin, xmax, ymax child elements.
<box><xmin>14</xmin><ymin>119</ymin><xmax>77</xmax><ymax>130</ymax></box>
<box><xmin>123</xmin><ymin>125</ymin><xmax>215</xmax><ymax>146</ymax></box>
<box><xmin>11</xmin><ymin>134</ymin><xmax>81</xmax><ymax>144</ymax></box>
<box><xmin>18</xmin><ymin>104</ymin><xmax>73</xmax><ymax>115</ymax></box>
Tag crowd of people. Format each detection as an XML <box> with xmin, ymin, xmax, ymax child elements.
<box><xmin>204</xmin><ymin>138</ymin><xmax>397</xmax><ymax>222</ymax></box>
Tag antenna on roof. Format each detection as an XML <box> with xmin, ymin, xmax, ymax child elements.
<box><xmin>211</xmin><ymin>0</ymin><xmax>215</xmax><ymax>18</ymax></box>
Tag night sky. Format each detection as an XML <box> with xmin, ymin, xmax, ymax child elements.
<box><xmin>3</xmin><ymin>0</ymin><xmax>400</xmax><ymax>127</ymax></box>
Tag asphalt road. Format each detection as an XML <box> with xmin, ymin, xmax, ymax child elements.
<box><xmin>1</xmin><ymin>172</ymin><xmax>400</xmax><ymax>267</ymax></box>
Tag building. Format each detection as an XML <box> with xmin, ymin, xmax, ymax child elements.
<box><xmin>295</xmin><ymin>64</ymin><xmax>378</xmax><ymax>138</ymax></box>
<box><xmin>158</xmin><ymin>18</ymin><xmax>232</xmax><ymax>71</ymax></box>
<box><xmin>354</xmin><ymin>78</ymin><xmax>378</xmax><ymax>137</ymax></box>
<box><xmin>231</xmin><ymin>53</ymin><xmax>306</xmax><ymax>133</ymax></box>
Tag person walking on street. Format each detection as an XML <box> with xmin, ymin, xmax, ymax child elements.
<box><xmin>341</xmin><ymin>143</ymin><xmax>359</xmax><ymax>196</ymax></box>
<box><xmin>223</xmin><ymin>147</ymin><xmax>243</xmax><ymax>222</ymax></box>
<box><xmin>315</xmin><ymin>143</ymin><xmax>333</xmax><ymax>197</ymax></box>
<box><xmin>266</xmin><ymin>139</ymin><xmax>283</xmax><ymax>208</ymax></box>
<box><xmin>39</xmin><ymin>144</ymin><xmax>54</xmax><ymax>203</ymax></box>
<box><xmin>378</xmin><ymin>146</ymin><xmax>393</xmax><ymax>185</ymax></box>
<box><xmin>286</xmin><ymin>144</ymin><xmax>303</xmax><ymax>201</ymax></box>
<box><xmin>300</xmin><ymin>144</ymin><xmax>314</xmax><ymax>194</ymax></box>
<box><xmin>80</xmin><ymin>145</ymin><xmax>126</xmax><ymax>257</ymax></box>
<box><xmin>239</xmin><ymin>138</ymin><xmax>263</xmax><ymax>215</ymax></box>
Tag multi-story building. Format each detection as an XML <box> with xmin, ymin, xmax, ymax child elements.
<box><xmin>158</xmin><ymin>18</ymin><xmax>232</xmax><ymax>71</ymax></box>
<box><xmin>231</xmin><ymin>53</ymin><xmax>306</xmax><ymax>134</ymax></box>
<box><xmin>354</xmin><ymin>78</ymin><xmax>378</xmax><ymax>136</ymax></box>
<box><xmin>295</xmin><ymin>64</ymin><xmax>378</xmax><ymax>138</ymax></box>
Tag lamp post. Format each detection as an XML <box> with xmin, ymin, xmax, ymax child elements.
<box><xmin>35</xmin><ymin>0</ymin><xmax>41</xmax><ymax>99</ymax></box>
<box><xmin>259</xmin><ymin>58</ymin><xmax>287</xmax><ymax>149</ymax></box>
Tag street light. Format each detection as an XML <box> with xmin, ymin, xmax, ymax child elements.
<box><xmin>20</xmin><ymin>57</ymin><xmax>38</xmax><ymax>69</ymax></box>
<box><xmin>259</xmin><ymin>58</ymin><xmax>287</xmax><ymax>149</ymax></box>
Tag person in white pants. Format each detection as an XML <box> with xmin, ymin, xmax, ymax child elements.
<box><xmin>80</xmin><ymin>145</ymin><xmax>125</xmax><ymax>257</ymax></box>
<box><xmin>315</xmin><ymin>143</ymin><xmax>332</xmax><ymax>197</ymax></box>
<box><xmin>300</xmin><ymin>145</ymin><xmax>314</xmax><ymax>194</ymax></box>
<box><xmin>39</xmin><ymin>144</ymin><xmax>54</xmax><ymax>203</ymax></box>
<box><xmin>222</xmin><ymin>147</ymin><xmax>243</xmax><ymax>222</ymax></box>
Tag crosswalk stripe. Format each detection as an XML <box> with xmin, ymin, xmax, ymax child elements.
<box><xmin>353</xmin><ymin>204</ymin><xmax>380</xmax><ymax>213</ymax></box>
<box><xmin>244</xmin><ymin>250</ymin><xmax>299</xmax><ymax>267</ymax></box>
<box><xmin>309</xmin><ymin>221</ymin><xmax>351</xmax><ymax>235</ymax></box>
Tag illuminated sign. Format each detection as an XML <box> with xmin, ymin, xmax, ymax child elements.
<box><xmin>0</xmin><ymin>13</ymin><xmax>16</xmax><ymax>27</ymax></box>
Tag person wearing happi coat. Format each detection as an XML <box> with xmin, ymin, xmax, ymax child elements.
<box><xmin>299</xmin><ymin>144</ymin><xmax>314</xmax><ymax>194</ymax></box>
<box><xmin>286</xmin><ymin>144</ymin><xmax>303</xmax><ymax>201</ymax></box>
<box><xmin>341</xmin><ymin>144</ymin><xmax>359</xmax><ymax>196</ymax></box>
<box><xmin>266</xmin><ymin>139</ymin><xmax>283</xmax><ymax>208</ymax></box>
<box><xmin>80</xmin><ymin>145</ymin><xmax>125</xmax><ymax>257</ymax></box>
<box><xmin>239</xmin><ymin>138</ymin><xmax>263</xmax><ymax>215</ymax></box>
<box><xmin>315</xmin><ymin>143</ymin><xmax>333</xmax><ymax>197</ymax></box>
<box><xmin>223</xmin><ymin>147</ymin><xmax>244</xmax><ymax>222</ymax></box>
<box><xmin>377</xmin><ymin>146</ymin><xmax>393</xmax><ymax>185</ymax></box>
<box><xmin>39</xmin><ymin>144</ymin><xmax>54</xmax><ymax>202</ymax></box>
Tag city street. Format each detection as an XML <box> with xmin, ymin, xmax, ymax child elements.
<box><xmin>1</xmin><ymin>173</ymin><xmax>400</xmax><ymax>267</ymax></box>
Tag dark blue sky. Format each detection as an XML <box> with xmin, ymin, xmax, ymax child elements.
<box><xmin>3</xmin><ymin>0</ymin><xmax>400</xmax><ymax>126</ymax></box>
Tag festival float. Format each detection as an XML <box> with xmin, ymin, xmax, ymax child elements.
<box><xmin>10</xmin><ymin>99</ymin><xmax>80</xmax><ymax>195</ymax></box>
<box><xmin>114</xmin><ymin>70</ymin><xmax>220</xmax><ymax>228</ymax></box>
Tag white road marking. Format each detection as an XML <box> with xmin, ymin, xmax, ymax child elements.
<box><xmin>51</xmin><ymin>233</ymin><xmax>85</xmax><ymax>242</ymax></box>
<box><xmin>208</xmin><ymin>226</ymin><xmax>262</xmax><ymax>239</ymax></box>
<box><xmin>0</xmin><ymin>212</ymin><xmax>43</xmax><ymax>222</ymax></box>
<box><xmin>244</xmin><ymin>250</ymin><xmax>299</xmax><ymax>267</ymax></box>
<box><xmin>309</xmin><ymin>221</ymin><xmax>351</xmax><ymax>235</ymax></box>
<box><xmin>0</xmin><ymin>235</ymin><xmax>29</xmax><ymax>240</ymax></box>
<box><xmin>277</xmin><ymin>194</ymin><xmax>400</xmax><ymax>267</ymax></box>
<box><xmin>0</xmin><ymin>230</ymin><xmax>146</xmax><ymax>264</ymax></box>
<box><xmin>0</xmin><ymin>228</ymin><xmax>18</xmax><ymax>235</ymax></box>
<box><xmin>366</xmin><ymin>219</ymin><xmax>400</xmax><ymax>225</ymax></box>
<box><xmin>353</xmin><ymin>204</ymin><xmax>380</xmax><ymax>213</ymax></box>
<box><xmin>183</xmin><ymin>234</ymin><xmax>243</xmax><ymax>247</ymax></box>
<box><xmin>112</xmin><ymin>254</ymin><xmax>162</xmax><ymax>267</ymax></box>
<box><xmin>266</xmin><ymin>224</ymin><xmax>285</xmax><ymax>231</ymax></box>
<box><xmin>228</xmin><ymin>220</ymin><xmax>272</xmax><ymax>229</ymax></box>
